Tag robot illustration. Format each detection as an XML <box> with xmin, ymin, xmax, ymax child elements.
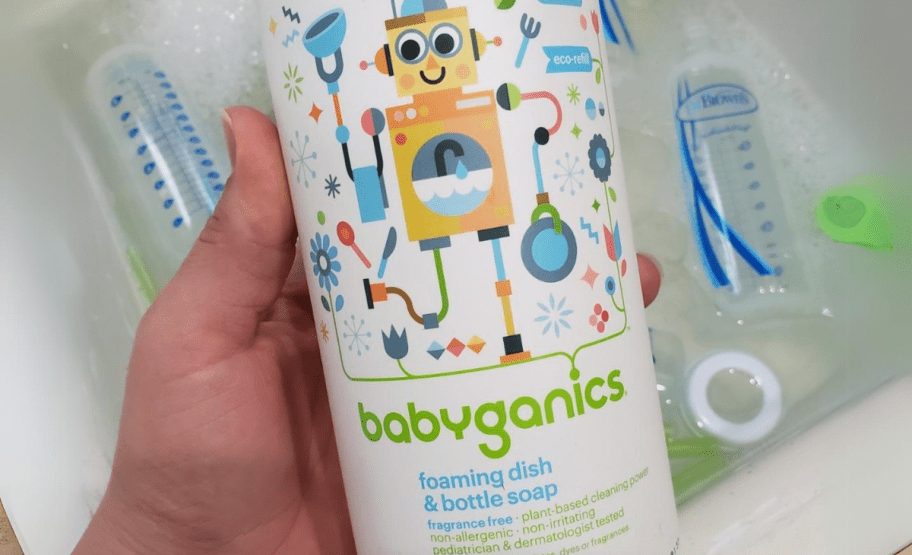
<box><xmin>302</xmin><ymin>0</ymin><xmax>577</xmax><ymax>365</ymax></box>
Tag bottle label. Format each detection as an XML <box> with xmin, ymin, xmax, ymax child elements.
<box><xmin>676</xmin><ymin>83</ymin><xmax>759</xmax><ymax>122</ymax></box>
<box><xmin>262</xmin><ymin>1</ymin><xmax>677</xmax><ymax>552</ymax></box>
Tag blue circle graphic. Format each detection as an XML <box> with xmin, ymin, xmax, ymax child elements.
<box><xmin>585</xmin><ymin>98</ymin><xmax>597</xmax><ymax>120</ymax></box>
<box><xmin>521</xmin><ymin>218</ymin><xmax>578</xmax><ymax>283</ymax></box>
<box><xmin>531</xmin><ymin>229</ymin><xmax>569</xmax><ymax>272</ymax></box>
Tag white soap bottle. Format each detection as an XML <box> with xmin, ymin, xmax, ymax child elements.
<box><xmin>259</xmin><ymin>0</ymin><xmax>680</xmax><ymax>553</ymax></box>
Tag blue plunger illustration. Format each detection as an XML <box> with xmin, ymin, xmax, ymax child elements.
<box><xmin>302</xmin><ymin>9</ymin><xmax>389</xmax><ymax>224</ymax></box>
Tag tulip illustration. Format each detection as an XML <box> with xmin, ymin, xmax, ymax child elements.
<box><xmin>382</xmin><ymin>326</ymin><xmax>409</xmax><ymax>360</ymax></box>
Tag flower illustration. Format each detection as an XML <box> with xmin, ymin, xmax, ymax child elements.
<box><xmin>535</xmin><ymin>294</ymin><xmax>573</xmax><ymax>338</ymax></box>
<box><xmin>382</xmin><ymin>326</ymin><xmax>409</xmax><ymax>360</ymax></box>
<box><xmin>589</xmin><ymin>303</ymin><xmax>610</xmax><ymax>333</ymax></box>
<box><xmin>283</xmin><ymin>63</ymin><xmax>303</xmax><ymax>103</ymax></box>
<box><xmin>605</xmin><ymin>276</ymin><xmax>617</xmax><ymax>296</ymax></box>
<box><xmin>310</xmin><ymin>232</ymin><xmax>341</xmax><ymax>292</ymax></box>
<box><xmin>320</xmin><ymin>322</ymin><xmax>330</xmax><ymax>342</ymax></box>
<box><xmin>588</xmin><ymin>134</ymin><xmax>612</xmax><ymax>182</ymax></box>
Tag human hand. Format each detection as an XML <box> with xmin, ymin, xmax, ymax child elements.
<box><xmin>73</xmin><ymin>106</ymin><xmax>662</xmax><ymax>555</ymax></box>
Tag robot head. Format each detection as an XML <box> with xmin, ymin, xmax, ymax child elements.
<box><xmin>373</xmin><ymin>7</ymin><xmax>491</xmax><ymax>97</ymax></box>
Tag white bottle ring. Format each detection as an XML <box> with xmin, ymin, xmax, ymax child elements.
<box><xmin>686</xmin><ymin>351</ymin><xmax>783</xmax><ymax>445</ymax></box>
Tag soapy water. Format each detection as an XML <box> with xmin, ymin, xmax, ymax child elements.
<box><xmin>607</xmin><ymin>0</ymin><xmax>888</xmax><ymax>494</ymax></box>
<box><xmin>609</xmin><ymin>1</ymin><xmax>864</xmax><ymax>323</ymax></box>
<box><xmin>74</xmin><ymin>0</ymin><xmax>857</xmax><ymax>237</ymax></box>
<box><xmin>13</xmin><ymin>0</ymin><xmax>272</xmax><ymax>137</ymax></box>
<box><xmin>618</xmin><ymin>0</ymin><xmax>908</xmax><ymax>501</ymax></box>
<box><xmin>613</xmin><ymin>0</ymin><xmax>865</xmax><ymax>232</ymax></box>
<box><xmin>13</xmin><ymin>0</ymin><xmax>904</xmax><ymax>505</ymax></box>
<box><xmin>98</xmin><ymin>0</ymin><xmax>274</xmax><ymax>135</ymax></box>
<box><xmin>21</xmin><ymin>0</ymin><xmax>857</xmax><ymax>228</ymax></box>
<box><xmin>95</xmin><ymin>0</ymin><xmax>856</xmax><ymax>446</ymax></box>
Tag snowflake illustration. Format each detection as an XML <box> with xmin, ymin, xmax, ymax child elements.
<box><xmin>325</xmin><ymin>175</ymin><xmax>341</xmax><ymax>198</ymax></box>
<box><xmin>289</xmin><ymin>131</ymin><xmax>317</xmax><ymax>187</ymax></box>
<box><xmin>342</xmin><ymin>315</ymin><xmax>371</xmax><ymax>355</ymax></box>
<box><xmin>567</xmin><ymin>84</ymin><xmax>581</xmax><ymax>105</ymax></box>
<box><xmin>553</xmin><ymin>152</ymin><xmax>585</xmax><ymax>195</ymax></box>
<box><xmin>534</xmin><ymin>294</ymin><xmax>573</xmax><ymax>338</ymax></box>
<box><xmin>283</xmin><ymin>64</ymin><xmax>304</xmax><ymax>103</ymax></box>
<box><xmin>320</xmin><ymin>322</ymin><xmax>330</xmax><ymax>342</ymax></box>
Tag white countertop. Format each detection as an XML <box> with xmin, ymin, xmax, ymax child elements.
<box><xmin>679</xmin><ymin>377</ymin><xmax>912</xmax><ymax>555</ymax></box>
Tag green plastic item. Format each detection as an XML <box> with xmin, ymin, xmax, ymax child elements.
<box><xmin>664</xmin><ymin>427</ymin><xmax>729</xmax><ymax>501</ymax></box>
<box><xmin>816</xmin><ymin>174</ymin><xmax>893</xmax><ymax>251</ymax></box>
<box><xmin>128</xmin><ymin>246</ymin><xmax>158</xmax><ymax>307</ymax></box>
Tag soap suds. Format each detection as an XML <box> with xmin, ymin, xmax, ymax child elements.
<box><xmin>103</xmin><ymin>0</ymin><xmax>273</xmax><ymax>131</ymax></box>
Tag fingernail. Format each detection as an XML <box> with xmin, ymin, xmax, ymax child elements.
<box><xmin>221</xmin><ymin>110</ymin><xmax>237</xmax><ymax>169</ymax></box>
<box><xmin>640</xmin><ymin>253</ymin><xmax>663</xmax><ymax>277</ymax></box>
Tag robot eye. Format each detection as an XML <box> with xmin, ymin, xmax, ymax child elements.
<box><xmin>395</xmin><ymin>30</ymin><xmax>428</xmax><ymax>64</ymax></box>
<box><xmin>430</xmin><ymin>24</ymin><xmax>462</xmax><ymax>58</ymax></box>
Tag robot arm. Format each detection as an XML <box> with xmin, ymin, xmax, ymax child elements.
<box><xmin>335</xmin><ymin>109</ymin><xmax>390</xmax><ymax>224</ymax></box>
<box><xmin>495</xmin><ymin>83</ymin><xmax>563</xmax><ymax>137</ymax></box>
<box><xmin>335</xmin><ymin>107</ymin><xmax>386</xmax><ymax>180</ymax></box>
<box><xmin>496</xmin><ymin>83</ymin><xmax>579</xmax><ymax>283</ymax></box>
<box><xmin>340</xmin><ymin>141</ymin><xmax>356</xmax><ymax>181</ymax></box>
<box><xmin>372</xmin><ymin>134</ymin><xmax>384</xmax><ymax>176</ymax></box>
<box><xmin>495</xmin><ymin>83</ymin><xmax>565</xmax><ymax>199</ymax></box>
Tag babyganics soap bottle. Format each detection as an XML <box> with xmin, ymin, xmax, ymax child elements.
<box><xmin>260</xmin><ymin>1</ymin><xmax>678</xmax><ymax>553</ymax></box>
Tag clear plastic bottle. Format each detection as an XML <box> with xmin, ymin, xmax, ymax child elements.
<box><xmin>87</xmin><ymin>46</ymin><xmax>228</xmax><ymax>300</ymax></box>
<box><xmin>672</xmin><ymin>18</ymin><xmax>807</xmax><ymax>317</ymax></box>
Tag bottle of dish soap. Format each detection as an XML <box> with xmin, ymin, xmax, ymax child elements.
<box><xmin>672</xmin><ymin>16</ymin><xmax>807</xmax><ymax>318</ymax></box>
<box><xmin>259</xmin><ymin>0</ymin><xmax>679</xmax><ymax>553</ymax></box>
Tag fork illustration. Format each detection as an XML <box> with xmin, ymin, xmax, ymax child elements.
<box><xmin>515</xmin><ymin>13</ymin><xmax>542</xmax><ymax>68</ymax></box>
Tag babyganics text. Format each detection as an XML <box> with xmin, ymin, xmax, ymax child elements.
<box><xmin>359</xmin><ymin>368</ymin><xmax>625</xmax><ymax>459</ymax></box>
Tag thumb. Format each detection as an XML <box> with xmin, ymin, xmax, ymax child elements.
<box><xmin>142</xmin><ymin>106</ymin><xmax>298</xmax><ymax>363</ymax></box>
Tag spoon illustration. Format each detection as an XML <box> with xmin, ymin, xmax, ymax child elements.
<box><xmin>337</xmin><ymin>221</ymin><xmax>371</xmax><ymax>268</ymax></box>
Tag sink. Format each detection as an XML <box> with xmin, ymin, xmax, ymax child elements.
<box><xmin>0</xmin><ymin>0</ymin><xmax>909</xmax><ymax>553</ymax></box>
